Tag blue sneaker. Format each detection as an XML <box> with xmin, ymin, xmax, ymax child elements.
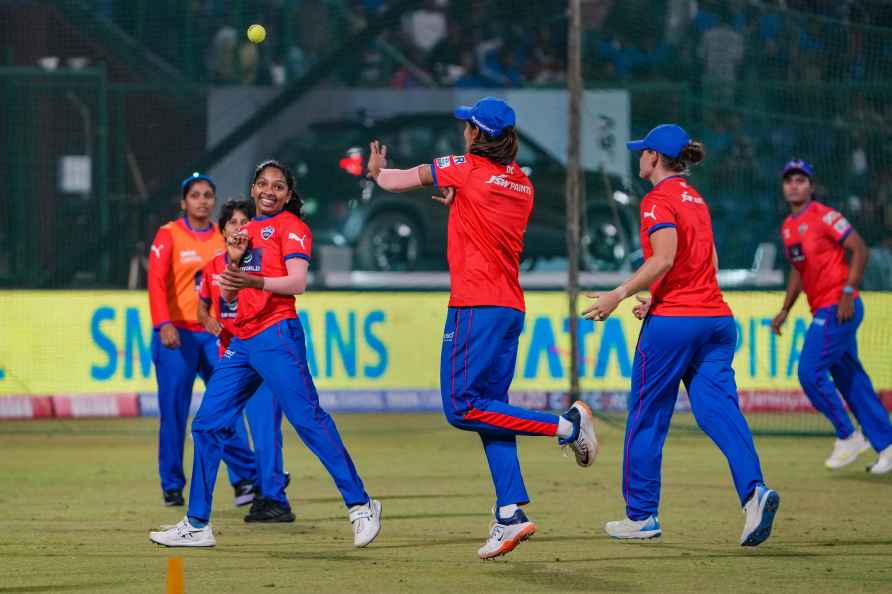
<box><xmin>604</xmin><ymin>515</ymin><xmax>661</xmax><ymax>540</ymax></box>
<box><xmin>740</xmin><ymin>485</ymin><xmax>780</xmax><ymax>546</ymax></box>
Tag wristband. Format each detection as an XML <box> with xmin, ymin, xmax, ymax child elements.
<box><xmin>842</xmin><ymin>286</ymin><xmax>855</xmax><ymax>295</ymax></box>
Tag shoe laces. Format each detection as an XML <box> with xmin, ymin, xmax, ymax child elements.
<box><xmin>487</xmin><ymin>522</ymin><xmax>506</xmax><ymax>542</ymax></box>
<box><xmin>176</xmin><ymin>519</ymin><xmax>199</xmax><ymax>537</ymax></box>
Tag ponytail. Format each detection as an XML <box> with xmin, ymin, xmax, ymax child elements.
<box><xmin>660</xmin><ymin>141</ymin><xmax>706</xmax><ymax>175</ymax></box>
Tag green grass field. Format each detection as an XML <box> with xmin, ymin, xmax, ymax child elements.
<box><xmin>2</xmin><ymin>414</ymin><xmax>891</xmax><ymax>593</ymax></box>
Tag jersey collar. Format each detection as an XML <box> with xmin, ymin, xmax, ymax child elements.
<box><xmin>652</xmin><ymin>175</ymin><xmax>685</xmax><ymax>190</ymax></box>
<box><xmin>181</xmin><ymin>215</ymin><xmax>213</xmax><ymax>232</ymax></box>
<box><xmin>790</xmin><ymin>199</ymin><xmax>814</xmax><ymax>219</ymax></box>
<box><xmin>254</xmin><ymin>209</ymin><xmax>285</xmax><ymax>221</ymax></box>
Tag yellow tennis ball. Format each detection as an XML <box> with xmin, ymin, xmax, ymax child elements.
<box><xmin>246</xmin><ymin>24</ymin><xmax>266</xmax><ymax>44</ymax></box>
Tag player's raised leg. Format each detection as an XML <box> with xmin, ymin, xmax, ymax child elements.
<box><xmin>440</xmin><ymin>307</ymin><xmax>597</xmax><ymax>461</ymax></box>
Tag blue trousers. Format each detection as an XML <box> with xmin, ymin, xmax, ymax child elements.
<box><xmin>798</xmin><ymin>298</ymin><xmax>892</xmax><ymax>451</ymax></box>
<box><xmin>440</xmin><ymin>307</ymin><xmax>560</xmax><ymax>507</ymax></box>
<box><xmin>624</xmin><ymin>315</ymin><xmax>764</xmax><ymax>520</ymax></box>
<box><xmin>187</xmin><ymin>318</ymin><xmax>368</xmax><ymax>522</ymax></box>
<box><xmin>152</xmin><ymin>328</ymin><xmax>256</xmax><ymax>492</ymax></box>
<box><xmin>243</xmin><ymin>384</ymin><xmax>287</xmax><ymax>504</ymax></box>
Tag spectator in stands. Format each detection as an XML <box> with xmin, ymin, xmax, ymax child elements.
<box><xmin>481</xmin><ymin>47</ymin><xmax>524</xmax><ymax>88</ymax></box>
<box><xmin>699</xmin><ymin>8</ymin><xmax>744</xmax><ymax>104</ymax></box>
<box><xmin>208</xmin><ymin>25</ymin><xmax>238</xmax><ymax>84</ymax></box>
<box><xmin>525</xmin><ymin>29</ymin><xmax>565</xmax><ymax>85</ymax></box>
<box><xmin>402</xmin><ymin>0</ymin><xmax>448</xmax><ymax>54</ymax></box>
<box><xmin>427</xmin><ymin>21</ymin><xmax>464</xmax><ymax>85</ymax></box>
<box><xmin>454</xmin><ymin>49</ymin><xmax>495</xmax><ymax>88</ymax></box>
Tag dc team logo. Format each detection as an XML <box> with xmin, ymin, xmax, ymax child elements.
<box><xmin>436</xmin><ymin>156</ymin><xmax>451</xmax><ymax>169</ymax></box>
<box><xmin>261</xmin><ymin>225</ymin><xmax>274</xmax><ymax>240</ymax></box>
<box><xmin>193</xmin><ymin>270</ymin><xmax>203</xmax><ymax>291</ymax></box>
<box><xmin>240</xmin><ymin>248</ymin><xmax>263</xmax><ymax>273</ymax></box>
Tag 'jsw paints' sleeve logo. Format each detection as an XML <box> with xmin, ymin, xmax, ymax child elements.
<box><xmin>484</xmin><ymin>174</ymin><xmax>532</xmax><ymax>195</ymax></box>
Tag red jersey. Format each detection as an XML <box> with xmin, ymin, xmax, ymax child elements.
<box><xmin>147</xmin><ymin>217</ymin><xmax>224</xmax><ymax>331</ymax></box>
<box><xmin>232</xmin><ymin>210</ymin><xmax>312</xmax><ymax>339</ymax></box>
<box><xmin>781</xmin><ymin>200</ymin><xmax>855</xmax><ymax>313</ymax></box>
<box><xmin>432</xmin><ymin>153</ymin><xmax>533</xmax><ymax>312</ymax></box>
<box><xmin>638</xmin><ymin>176</ymin><xmax>731</xmax><ymax>317</ymax></box>
<box><xmin>198</xmin><ymin>254</ymin><xmax>237</xmax><ymax>353</ymax></box>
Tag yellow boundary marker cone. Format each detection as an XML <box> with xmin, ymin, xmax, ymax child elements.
<box><xmin>166</xmin><ymin>557</ymin><xmax>184</xmax><ymax>594</ymax></box>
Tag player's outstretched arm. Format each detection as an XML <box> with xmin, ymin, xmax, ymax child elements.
<box><xmin>366</xmin><ymin>140</ymin><xmax>434</xmax><ymax>192</ymax></box>
<box><xmin>583</xmin><ymin>227</ymin><xmax>677</xmax><ymax>321</ymax></box>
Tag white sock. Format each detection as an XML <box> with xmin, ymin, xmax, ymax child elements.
<box><xmin>498</xmin><ymin>504</ymin><xmax>518</xmax><ymax>519</ymax></box>
<box><xmin>557</xmin><ymin>416</ymin><xmax>574</xmax><ymax>439</ymax></box>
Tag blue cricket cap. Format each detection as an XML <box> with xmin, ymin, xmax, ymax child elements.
<box><xmin>782</xmin><ymin>159</ymin><xmax>815</xmax><ymax>179</ymax></box>
<box><xmin>180</xmin><ymin>171</ymin><xmax>216</xmax><ymax>195</ymax></box>
<box><xmin>627</xmin><ymin>124</ymin><xmax>690</xmax><ymax>158</ymax></box>
<box><xmin>454</xmin><ymin>97</ymin><xmax>516</xmax><ymax>137</ymax></box>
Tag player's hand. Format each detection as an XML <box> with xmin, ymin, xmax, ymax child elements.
<box><xmin>583</xmin><ymin>288</ymin><xmax>623</xmax><ymax>321</ymax></box>
<box><xmin>770</xmin><ymin>309</ymin><xmax>788</xmax><ymax>335</ymax></box>
<box><xmin>159</xmin><ymin>323</ymin><xmax>181</xmax><ymax>349</ymax></box>
<box><xmin>226</xmin><ymin>229</ymin><xmax>250</xmax><ymax>263</ymax></box>
<box><xmin>203</xmin><ymin>317</ymin><xmax>223</xmax><ymax>337</ymax></box>
<box><xmin>432</xmin><ymin>187</ymin><xmax>455</xmax><ymax>207</ymax></box>
<box><xmin>837</xmin><ymin>293</ymin><xmax>855</xmax><ymax>323</ymax></box>
<box><xmin>220</xmin><ymin>265</ymin><xmax>263</xmax><ymax>291</ymax></box>
<box><xmin>367</xmin><ymin>140</ymin><xmax>388</xmax><ymax>179</ymax></box>
<box><xmin>632</xmin><ymin>294</ymin><xmax>651</xmax><ymax>320</ymax></box>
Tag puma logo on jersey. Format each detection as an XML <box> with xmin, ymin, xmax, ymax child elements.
<box><xmin>643</xmin><ymin>204</ymin><xmax>657</xmax><ymax>220</ymax></box>
<box><xmin>288</xmin><ymin>232</ymin><xmax>306</xmax><ymax>249</ymax></box>
<box><xmin>150</xmin><ymin>244</ymin><xmax>164</xmax><ymax>259</ymax></box>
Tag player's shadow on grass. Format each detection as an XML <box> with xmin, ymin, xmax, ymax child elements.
<box><xmin>832</xmin><ymin>473</ymin><xmax>892</xmax><ymax>486</ymax></box>
<box><xmin>274</xmin><ymin>492</ymin><xmax>492</xmax><ymax>505</ymax></box>
<box><xmin>481</xmin><ymin>562</ymin><xmax>635</xmax><ymax>593</ymax></box>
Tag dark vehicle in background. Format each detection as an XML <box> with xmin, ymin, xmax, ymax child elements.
<box><xmin>275</xmin><ymin>114</ymin><xmax>639</xmax><ymax>272</ymax></box>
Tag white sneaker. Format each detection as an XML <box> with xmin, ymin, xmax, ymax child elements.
<box><xmin>559</xmin><ymin>401</ymin><xmax>599</xmax><ymax>467</ymax></box>
<box><xmin>867</xmin><ymin>444</ymin><xmax>892</xmax><ymax>475</ymax></box>
<box><xmin>825</xmin><ymin>431</ymin><xmax>871</xmax><ymax>469</ymax></box>
<box><xmin>604</xmin><ymin>515</ymin><xmax>661</xmax><ymax>540</ymax></box>
<box><xmin>478</xmin><ymin>509</ymin><xmax>537</xmax><ymax>559</ymax></box>
<box><xmin>349</xmin><ymin>499</ymin><xmax>382</xmax><ymax>548</ymax></box>
<box><xmin>149</xmin><ymin>517</ymin><xmax>215</xmax><ymax>547</ymax></box>
<box><xmin>740</xmin><ymin>485</ymin><xmax>780</xmax><ymax>546</ymax></box>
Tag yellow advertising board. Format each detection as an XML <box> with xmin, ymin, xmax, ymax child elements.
<box><xmin>0</xmin><ymin>291</ymin><xmax>889</xmax><ymax>396</ymax></box>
